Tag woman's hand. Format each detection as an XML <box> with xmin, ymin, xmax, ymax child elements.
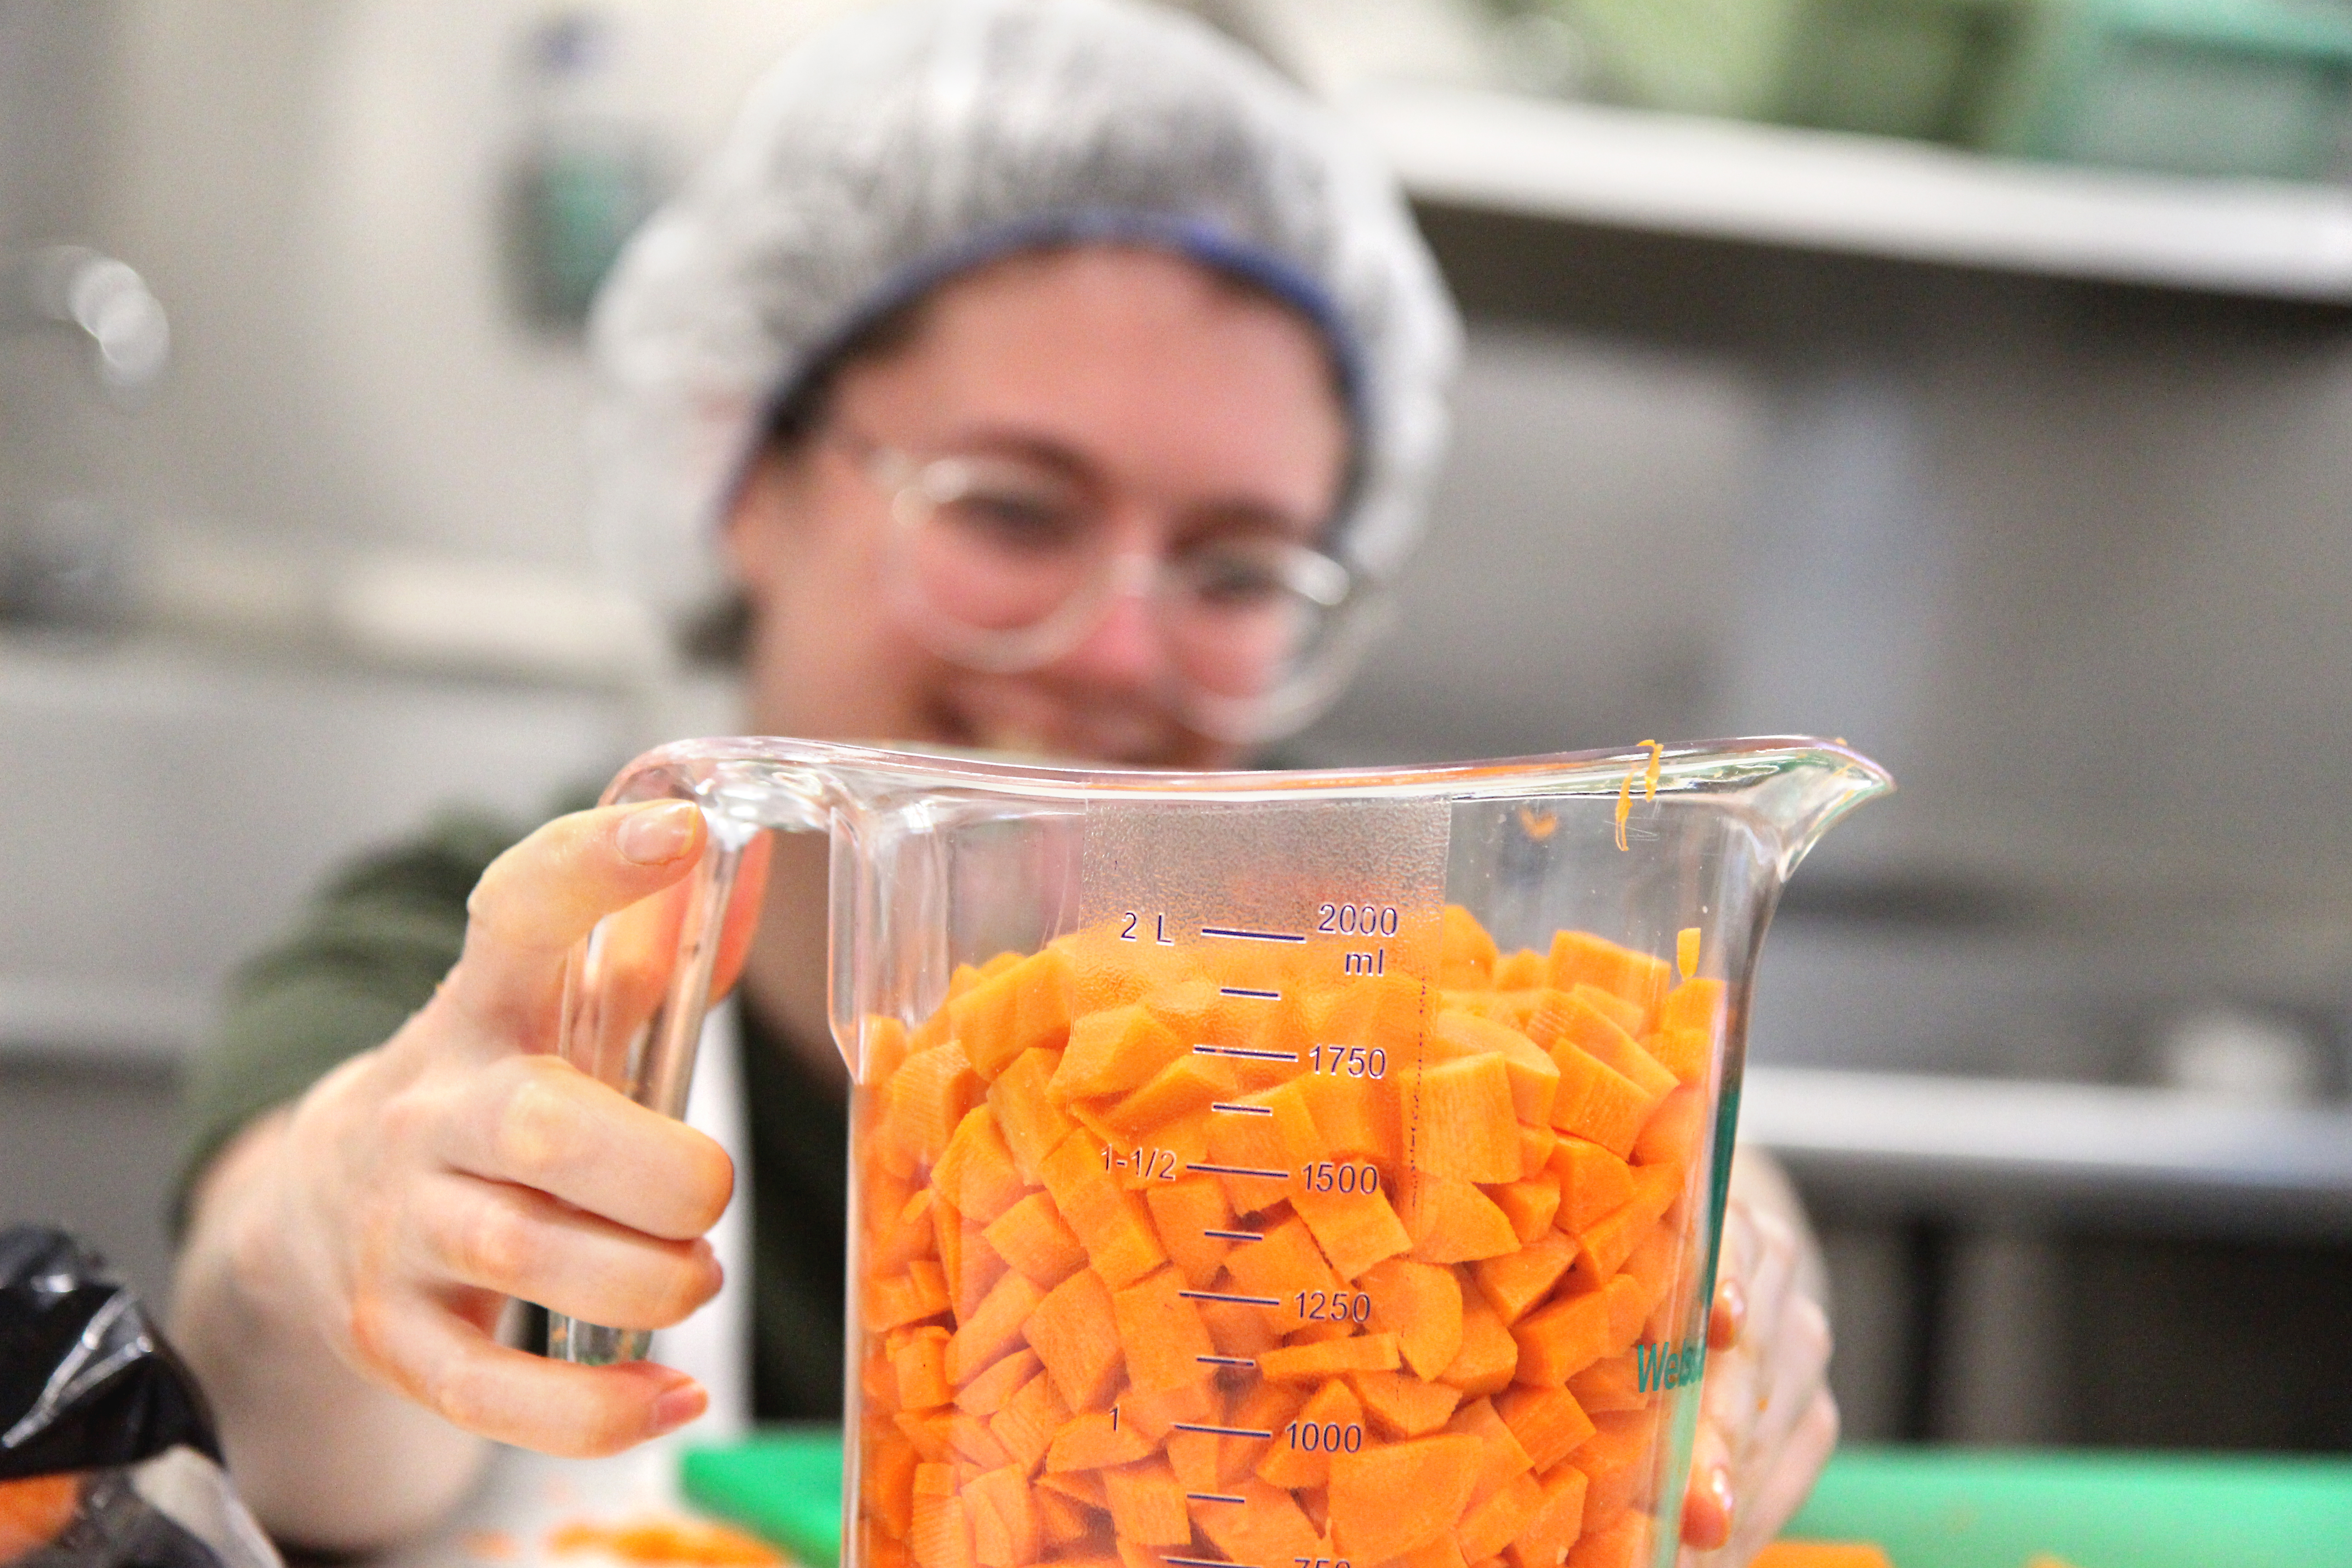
<box><xmin>1677</xmin><ymin>1147</ymin><xmax>1840</xmax><ymax>1566</ymax></box>
<box><xmin>172</xmin><ymin>802</ymin><xmax>750</xmax><ymax>1548</ymax></box>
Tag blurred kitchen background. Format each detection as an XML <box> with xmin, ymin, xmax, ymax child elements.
<box><xmin>6</xmin><ymin>0</ymin><xmax>2352</xmax><ymax>1453</ymax></box>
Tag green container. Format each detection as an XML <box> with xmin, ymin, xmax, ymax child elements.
<box><xmin>1550</xmin><ymin>0</ymin><xmax>2038</xmax><ymax>142</ymax></box>
<box><xmin>1980</xmin><ymin>0</ymin><xmax>2352</xmax><ymax>180</ymax></box>
<box><xmin>1787</xmin><ymin>1445</ymin><xmax>2352</xmax><ymax>1568</ymax></box>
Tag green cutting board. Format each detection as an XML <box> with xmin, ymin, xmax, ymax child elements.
<box><xmin>681</xmin><ymin>1432</ymin><xmax>2352</xmax><ymax>1568</ymax></box>
<box><xmin>1787</xmin><ymin>1445</ymin><xmax>2352</xmax><ymax>1568</ymax></box>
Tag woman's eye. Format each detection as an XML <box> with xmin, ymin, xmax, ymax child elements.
<box><xmin>1187</xmin><ymin>549</ymin><xmax>1290</xmax><ymax>607</ymax></box>
<box><xmin>948</xmin><ymin>492</ymin><xmax>1083</xmax><ymax>551</ymax></box>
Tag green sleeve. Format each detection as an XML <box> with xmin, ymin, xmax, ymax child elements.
<box><xmin>172</xmin><ymin>810</ymin><xmax>532</xmax><ymax>1233</ymax></box>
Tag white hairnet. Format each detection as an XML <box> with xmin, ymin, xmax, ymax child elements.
<box><xmin>586</xmin><ymin>0</ymin><xmax>1462</xmax><ymax>630</ymax></box>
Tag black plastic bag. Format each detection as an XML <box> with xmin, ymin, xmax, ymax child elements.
<box><xmin>0</xmin><ymin>1227</ymin><xmax>275</xmax><ymax>1568</ymax></box>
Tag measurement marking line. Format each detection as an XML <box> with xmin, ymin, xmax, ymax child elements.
<box><xmin>1193</xmin><ymin>1045</ymin><xmax>1299</xmax><ymax>1062</ymax></box>
<box><xmin>1202</xmin><ymin>1229</ymin><xmax>1263</xmax><ymax>1242</ymax></box>
<box><xmin>1170</xmin><ymin>1424</ymin><xmax>1274</xmax><ymax>1440</ymax></box>
<box><xmin>1183</xmin><ymin>1494</ymin><xmax>1250</xmax><ymax>1505</ymax></box>
<box><xmin>1166</xmin><ymin>1556</ymin><xmax>1259</xmax><ymax>1568</ymax></box>
<box><xmin>1195</xmin><ymin>1355</ymin><xmax>1256</xmax><ymax>1367</ymax></box>
<box><xmin>1189</xmin><ymin>1164</ymin><xmax>1289</xmax><ymax>1181</ymax></box>
<box><xmin>1210</xmin><ymin>1102</ymin><xmax>1273</xmax><ymax>1116</ymax></box>
<box><xmin>1219</xmin><ymin>986</ymin><xmax>1283</xmax><ymax>1000</ymax></box>
<box><xmin>1200</xmin><ymin>927</ymin><xmax>1305</xmax><ymax>944</ymax></box>
<box><xmin>1177</xmin><ymin>1290</ymin><xmax>1281</xmax><ymax>1308</ymax></box>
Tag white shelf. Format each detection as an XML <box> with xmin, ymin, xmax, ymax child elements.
<box><xmin>1348</xmin><ymin>83</ymin><xmax>2352</xmax><ymax>303</ymax></box>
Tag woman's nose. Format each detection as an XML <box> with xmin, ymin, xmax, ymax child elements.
<box><xmin>1051</xmin><ymin>554</ymin><xmax>1174</xmax><ymax>691</ymax></box>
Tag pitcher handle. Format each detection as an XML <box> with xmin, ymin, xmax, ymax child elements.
<box><xmin>545</xmin><ymin>755</ymin><xmax>809</xmax><ymax>1367</ymax></box>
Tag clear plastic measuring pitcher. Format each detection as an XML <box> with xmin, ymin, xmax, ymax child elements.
<box><xmin>550</xmin><ymin>735</ymin><xmax>1889</xmax><ymax>1568</ymax></box>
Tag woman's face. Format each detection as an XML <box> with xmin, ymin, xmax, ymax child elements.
<box><xmin>723</xmin><ymin>244</ymin><xmax>1351</xmax><ymax>768</ymax></box>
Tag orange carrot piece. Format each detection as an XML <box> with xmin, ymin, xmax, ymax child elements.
<box><xmin>1038</xmin><ymin>1128</ymin><xmax>1166</xmax><ymax>1289</ymax></box>
<box><xmin>987</xmin><ymin>1048</ymin><xmax>1074</xmax><ymax>1183</ymax></box>
<box><xmin>1200</xmin><ymin>1296</ymin><xmax>1282</xmax><ymax>1359</ymax></box>
<box><xmin>1442</xmin><ymin>1293</ymin><xmax>1520</xmax><ymax>1396</ymax></box>
<box><xmin>1116</xmin><ymin>1379</ymin><xmax>1216</xmax><ymax>1443</ymax></box>
<box><xmin>1259</xmin><ymin>1332</ymin><xmax>1401</xmax><ymax>1382</ymax></box>
<box><xmin>1328</xmin><ymin>1435</ymin><xmax>1485</xmax><ymax>1562</ymax></box>
<box><xmin>1632</xmin><ymin>1085</ymin><xmax>1705</xmax><ymax>1170</ymax></box>
<box><xmin>1400</xmin><ymin>1173</ymin><xmax>1521</xmax><ymax>1264</ymax></box>
<box><xmin>1193</xmin><ymin>1478</ymin><xmax>1323</xmax><ymax>1567</ymax></box>
<box><xmin>1565</xmin><ymin>1355</ymin><xmax>1647</xmax><ymax>1416</ymax></box>
<box><xmin>1545</xmin><ymin>933</ymin><xmax>1668</xmax><ymax>1023</ymax></box>
<box><xmin>1112</xmin><ymin>1267</ymin><xmax>1218</xmax><ymax>1393</ymax></box>
<box><xmin>870</xmin><ymin>1186</ymin><xmax>941</xmax><ymax>1274</ymax></box>
<box><xmin>1044</xmin><ymin>1410</ymin><xmax>1152</xmax><ymax>1473</ymax></box>
<box><xmin>981</xmin><ymin>1192</ymin><xmax>1088</xmax><ymax>1290</ymax></box>
<box><xmin>909</xmin><ymin>1463</ymin><xmax>973</xmax><ymax>1568</ymax></box>
<box><xmin>1408</xmin><ymin>1531</ymin><xmax>1473</xmax><ymax>1568</ymax></box>
<box><xmin>1567</xmin><ymin>1164</ymin><xmax>1681</xmax><ymax>1291</ymax></box>
<box><xmin>1458</xmin><ymin>1471</ymin><xmax>1546</xmax><ymax>1563</ymax></box>
<box><xmin>963</xmin><ymin>1464</ymin><xmax>1039</xmax><ymax>1568</ymax></box>
<box><xmin>1216</xmin><ymin>1382</ymin><xmax>1306</xmax><ymax>1485</ymax></box>
<box><xmin>863</xmin><ymin>1431</ymin><xmax>921</xmax><ymax>1539</ymax></box>
<box><xmin>1203</xmin><ymin>1102</ymin><xmax>1294</xmax><ymax>1215</ymax></box>
<box><xmin>1548</xmin><ymin>1139</ymin><xmax>1635</xmax><ymax>1235</ymax></box>
<box><xmin>1643</xmin><ymin>1026</ymin><xmax>1712</xmax><ymax>1087</ymax></box>
<box><xmin>932</xmin><ymin>1107</ymin><xmax>1029</xmax><ymax>1225</ymax></box>
<box><xmin>1311</xmin><ymin>973</ymin><xmax>1437</xmax><ymax>1060</ymax></box>
<box><xmin>1495</xmin><ymin>1386</ymin><xmax>1598</xmax><ymax>1472</ymax></box>
<box><xmin>1471</xmin><ymin>1231</ymin><xmax>1578</xmax><ymax>1325</ymax></box>
<box><xmin>884</xmin><ymin>1046</ymin><xmax>984</xmax><ymax>1172</ymax></box>
<box><xmin>1569</xmin><ymin>1408</ymin><xmax>1664</xmax><ymax>1524</ymax></box>
<box><xmin>1222</xmin><ymin>1214</ymin><xmax>1341</xmax><ymax>1308</ymax></box>
<box><xmin>1257</xmin><ymin>1377</ymin><xmax>1363</xmax><ymax>1488</ymax></box>
<box><xmin>949</xmin><ymin>1409</ymin><xmax>1014</xmax><ymax>1470</ymax></box>
<box><xmin>869</xmin><ymin>1259</ymin><xmax>953</xmax><ymax>1332</ymax></box>
<box><xmin>894</xmin><ymin>1326</ymin><xmax>954</xmax><ymax>1410</ymax></box>
<box><xmin>1749</xmin><ymin>1545</ymin><xmax>1896</xmax><ymax>1568</ymax></box>
<box><xmin>950</xmin><ymin>948</ymin><xmax>1075</xmax><ymax>1079</ymax></box>
<box><xmin>1294</xmin><ymin>1070</ymin><xmax>1405</xmax><ymax>1165</ymax></box>
<box><xmin>1659</xmin><ymin>977</ymin><xmax>1725</xmax><ymax>1038</ymax></box>
<box><xmin>1144</xmin><ymin>1176</ymin><xmax>1237</xmax><ymax>1289</ymax></box>
<box><xmin>1034</xmin><ymin>1491</ymin><xmax>1098</xmax><ymax>1551</ymax></box>
<box><xmin>1440</xmin><ymin>905</ymin><xmax>1500</xmax><ymax>988</ymax></box>
<box><xmin>1024</xmin><ymin>1268</ymin><xmax>1125</xmax><ymax>1409</ymax></box>
<box><xmin>1350</xmin><ymin>1368</ymin><xmax>1463</xmax><ymax>1436</ymax></box>
<box><xmin>1504</xmin><ymin>1464</ymin><xmax>1590</xmax><ymax>1568</ymax></box>
<box><xmin>1102</xmin><ymin>1458</ymin><xmax>1191</xmax><ymax>1546</ymax></box>
<box><xmin>1491</xmin><ymin>1175</ymin><xmax>1563</xmax><ymax>1244</ymax></box>
<box><xmin>1360</xmin><ymin>1255</ymin><xmax>1465</xmax><ymax>1378</ymax></box>
<box><xmin>954</xmin><ymin>1348</ymin><xmax>1042</xmax><ymax>1417</ymax></box>
<box><xmin>948</xmin><ymin>1269</ymin><xmax>1044</xmax><ymax>1385</ymax></box>
<box><xmin>1564</xmin><ymin>1510</ymin><xmax>1649</xmax><ymax>1568</ymax></box>
<box><xmin>1517</xmin><ymin>1123</ymin><xmax>1558</xmax><ymax>1180</ymax></box>
<box><xmin>1511</xmin><ymin>1283</ymin><xmax>1613</xmax><ymax>1385</ymax></box>
<box><xmin>1292</xmin><ymin>1182</ymin><xmax>1414</xmax><ymax>1281</ymax></box>
<box><xmin>1493</xmin><ymin>949</ymin><xmax>1546</xmax><ymax>991</ymax></box>
<box><xmin>1051</xmin><ymin>1004</ymin><xmax>1185</xmax><ymax>1103</ymax></box>
<box><xmin>1102</xmin><ymin>1053</ymin><xmax>1237</xmax><ymax>1139</ymax></box>
<box><xmin>985</xmin><ymin>1368</ymin><xmax>1068</xmax><ymax>1474</ymax></box>
<box><xmin>1429</xmin><ymin>1011</ymin><xmax>1562</xmax><ymax>1127</ymax></box>
<box><xmin>1545</xmin><ymin>1045</ymin><xmax>1656</xmax><ymax>1162</ymax></box>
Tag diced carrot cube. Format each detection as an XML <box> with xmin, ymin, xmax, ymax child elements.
<box><xmin>964</xmin><ymin>1464</ymin><xmax>1039</xmax><ymax>1567</ymax></box>
<box><xmin>1658</xmin><ymin>977</ymin><xmax>1725</xmax><ymax>1039</ymax></box>
<box><xmin>863</xmin><ymin>1431</ymin><xmax>921</xmax><ymax>1539</ymax></box>
<box><xmin>1408</xmin><ymin>1531</ymin><xmax>1472</xmax><ymax>1568</ymax></box>
<box><xmin>1564</xmin><ymin>1509</ymin><xmax>1648</xmax><ymax>1568</ymax></box>
<box><xmin>1052</xmin><ymin>1005</ymin><xmax>1185</xmax><ymax>1102</ymax></box>
<box><xmin>949</xmin><ymin>1409</ymin><xmax>1014</xmax><ymax>1469</ymax></box>
<box><xmin>1143</xmin><ymin>1176</ymin><xmax>1237</xmax><ymax>1289</ymax></box>
<box><xmin>1035</xmin><ymin>1490</ymin><xmax>1098</xmax><ymax>1551</ymax></box>
<box><xmin>909</xmin><ymin>1463</ymin><xmax>972</xmax><ymax>1568</ymax></box>
<box><xmin>1643</xmin><ymin>1026</ymin><xmax>1711</xmax><ymax>1087</ymax></box>
<box><xmin>895</xmin><ymin>1409</ymin><xmax>954</xmax><ymax>1463</ymax></box>
<box><xmin>1565</xmin><ymin>1355</ymin><xmax>1646</xmax><ymax>1416</ymax></box>
<box><xmin>1491</xmin><ymin>1175</ymin><xmax>1563</xmax><ymax>1244</ymax></box>
<box><xmin>1443</xmin><ymin>1395</ymin><xmax>1535</xmax><ymax>1508</ymax></box>
<box><xmin>1567</xmin><ymin>1164</ymin><xmax>1681</xmax><ymax>1291</ymax></box>
<box><xmin>1471</xmin><ymin>1231</ymin><xmax>1578</xmax><ymax>1324</ymax></box>
<box><xmin>1103</xmin><ymin>1053</ymin><xmax>1238</xmax><ymax>1139</ymax></box>
<box><xmin>955</xmin><ymin>1348</ymin><xmax>1042</xmax><ymax>1416</ymax></box>
<box><xmin>1216</xmin><ymin>1382</ymin><xmax>1306</xmax><ymax>1485</ymax></box>
<box><xmin>1429</xmin><ymin>1012</ymin><xmax>1561</xmax><ymax>1127</ymax></box>
<box><xmin>1511</xmin><ymin>1284</ymin><xmax>1612</xmax><ymax>1385</ymax></box>
<box><xmin>894</xmin><ymin>1326</ymin><xmax>953</xmax><ymax>1410</ymax></box>
<box><xmin>1495</xmin><ymin>1386</ymin><xmax>1598</xmax><ymax>1471</ymax></box>
<box><xmin>1442</xmin><ymin>1293</ymin><xmax>1520</xmax><ymax>1396</ymax></box>
<box><xmin>1545</xmin><ymin>1045</ymin><xmax>1656</xmax><ymax>1161</ymax></box>
<box><xmin>1165</xmin><ymin>1427</ymin><xmax>1220</xmax><ymax>1493</ymax></box>
<box><xmin>987</xmin><ymin>1048</ymin><xmax>1074</xmax><ymax>1182</ymax></box>
<box><xmin>1545</xmin><ymin>933</ymin><xmax>1668</xmax><ymax>1024</ymax></box>
<box><xmin>1256</xmin><ymin>1377</ymin><xmax>1363</xmax><ymax>1488</ymax></box>
<box><xmin>1221</xmin><ymin>1214</ymin><xmax>1340</xmax><ymax>1308</ymax></box>
<box><xmin>869</xmin><ymin>1259</ymin><xmax>952</xmax><ymax>1332</ymax></box>
<box><xmin>1039</xmin><ymin>1129</ymin><xmax>1166</xmax><ymax>1289</ymax></box>
<box><xmin>951</xmin><ymin>948</ymin><xmax>1075</xmax><ymax>1079</ymax></box>
<box><xmin>1568</xmin><ymin>1408</ymin><xmax>1664</xmax><ymax>1523</ymax></box>
<box><xmin>1458</xmin><ymin>1471</ymin><xmax>1546</xmax><ymax>1563</ymax></box>
<box><xmin>1328</xmin><ymin>1434</ymin><xmax>1484</xmax><ymax>1562</ymax></box>
<box><xmin>1311</xmin><ymin>974</ymin><xmax>1437</xmax><ymax>1060</ymax></box>
<box><xmin>1292</xmin><ymin>1183</ymin><xmax>1413</xmax><ymax>1281</ymax></box>
<box><xmin>862</xmin><ymin>1015</ymin><xmax>914</xmax><ymax>1093</ymax></box>
<box><xmin>1548</xmin><ymin>1139</ymin><xmax>1635</xmax><ymax>1235</ymax></box>
<box><xmin>1493</xmin><ymin>949</ymin><xmax>1546</xmax><ymax>991</ymax></box>
<box><xmin>1025</xmin><ymin>1268</ymin><xmax>1125</xmax><ymax>1409</ymax></box>
<box><xmin>1362</xmin><ymin>1256</ymin><xmax>1465</xmax><ymax>1379</ymax></box>
<box><xmin>982</xmin><ymin>1192</ymin><xmax>1088</xmax><ymax>1290</ymax></box>
<box><xmin>1504</xmin><ymin>1464</ymin><xmax>1590</xmax><ymax>1568</ymax></box>
<box><xmin>1102</xmin><ymin>1458</ymin><xmax>1191</xmax><ymax>1545</ymax></box>
<box><xmin>1349</xmin><ymin>1368</ymin><xmax>1462</xmax><ymax>1436</ymax></box>
<box><xmin>1258</xmin><ymin>1332</ymin><xmax>1401</xmax><ymax>1382</ymax></box>
<box><xmin>1193</xmin><ymin>1478</ymin><xmax>1323</xmax><ymax>1567</ymax></box>
<box><xmin>986</xmin><ymin>1368</ymin><xmax>1068</xmax><ymax>1474</ymax></box>
<box><xmin>1632</xmin><ymin>1085</ymin><xmax>1705</xmax><ymax>1171</ymax></box>
<box><xmin>1517</xmin><ymin>1123</ymin><xmax>1558</xmax><ymax>1180</ymax></box>
<box><xmin>1044</xmin><ymin>1410</ymin><xmax>1151</xmax><ymax>1473</ymax></box>
<box><xmin>1116</xmin><ymin>1379</ymin><xmax>1216</xmax><ymax>1442</ymax></box>
<box><xmin>871</xmin><ymin>1186</ymin><xmax>941</xmax><ymax>1274</ymax></box>
<box><xmin>1601</xmin><ymin>1276</ymin><xmax>1650</xmax><ymax>1357</ymax></box>
<box><xmin>1200</xmin><ymin>1296</ymin><xmax>1281</xmax><ymax>1359</ymax></box>
<box><xmin>1296</xmin><ymin>1071</ymin><xmax>1404</xmax><ymax>1165</ymax></box>
<box><xmin>948</xmin><ymin>1269</ymin><xmax>1044</xmax><ymax>1385</ymax></box>
<box><xmin>1440</xmin><ymin>905</ymin><xmax>1500</xmax><ymax>988</ymax></box>
<box><xmin>1112</xmin><ymin>1267</ymin><xmax>1218</xmax><ymax>1393</ymax></box>
<box><xmin>932</xmin><ymin>1107</ymin><xmax>1029</xmax><ymax>1225</ymax></box>
<box><xmin>884</xmin><ymin>1047</ymin><xmax>983</xmax><ymax>1172</ymax></box>
<box><xmin>1400</xmin><ymin>1172</ymin><xmax>1520</xmax><ymax>1264</ymax></box>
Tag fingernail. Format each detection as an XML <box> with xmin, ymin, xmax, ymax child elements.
<box><xmin>1709</xmin><ymin>1463</ymin><xmax>1735</xmax><ymax>1526</ymax></box>
<box><xmin>649</xmin><ymin>1378</ymin><xmax>707</xmax><ymax>1435</ymax></box>
<box><xmin>1721</xmin><ymin>1278</ymin><xmax>1748</xmax><ymax>1339</ymax></box>
<box><xmin>619</xmin><ymin>802</ymin><xmax>700</xmax><ymax>865</ymax></box>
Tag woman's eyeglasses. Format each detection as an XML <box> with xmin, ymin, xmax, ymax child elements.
<box><xmin>838</xmin><ymin>431</ymin><xmax>1379</xmax><ymax>743</ymax></box>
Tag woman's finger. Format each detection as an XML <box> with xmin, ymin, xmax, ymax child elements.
<box><xmin>434</xmin><ymin>1055</ymin><xmax>734</xmax><ymax>1242</ymax></box>
<box><xmin>347</xmin><ymin>1289</ymin><xmax>707</xmax><ymax>1457</ymax></box>
<box><xmin>1726</xmin><ymin>1388</ymin><xmax>1841</xmax><ymax>1562</ymax></box>
<box><xmin>446</xmin><ymin>802</ymin><xmax>707</xmax><ymax>1034</ymax></box>
<box><xmin>406</xmin><ymin>1171</ymin><xmax>723</xmax><ymax>1331</ymax></box>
